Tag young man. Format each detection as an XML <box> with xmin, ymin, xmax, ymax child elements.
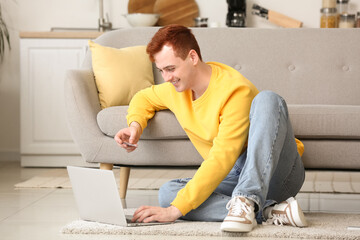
<box><xmin>114</xmin><ymin>25</ymin><xmax>308</xmax><ymax>232</ymax></box>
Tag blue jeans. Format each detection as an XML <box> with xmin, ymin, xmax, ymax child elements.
<box><xmin>158</xmin><ymin>91</ymin><xmax>305</xmax><ymax>223</ymax></box>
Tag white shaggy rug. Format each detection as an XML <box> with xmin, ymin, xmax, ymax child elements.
<box><xmin>61</xmin><ymin>212</ymin><xmax>360</xmax><ymax>239</ymax></box>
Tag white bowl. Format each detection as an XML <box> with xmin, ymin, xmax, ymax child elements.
<box><xmin>124</xmin><ymin>13</ymin><xmax>160</xmax><ymax>27</ymax></box>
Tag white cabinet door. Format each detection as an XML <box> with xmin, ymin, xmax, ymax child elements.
<box><xmin>20</xmin><ymin>38</ymin><xmax>89</xmax><ymax>166</ymax></box>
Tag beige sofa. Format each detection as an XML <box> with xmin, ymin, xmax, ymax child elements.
<box><xmin>65</xmin><ymin>28</ymin><xmax>360</xmax><ymax>199</ymax></box>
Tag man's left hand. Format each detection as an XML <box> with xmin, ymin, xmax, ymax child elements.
<box><xmin>131</xmin><ymin>205</ymin><xmax>182</xmax><ymax>223</ymax></box>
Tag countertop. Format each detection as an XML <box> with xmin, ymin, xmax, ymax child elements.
<box><xmin>19</xmin><ymin>31</ymin><xmax>104</xmax><ymax>39</ymax></box>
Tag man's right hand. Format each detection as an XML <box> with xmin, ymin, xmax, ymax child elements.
<box><xmin>114</xmin><ymin>122</ymin><xmax>142</xmax><ymax>153</ymax></box>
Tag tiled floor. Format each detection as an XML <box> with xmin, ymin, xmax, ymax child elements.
<box><xmin>1</xmin><ymin>161</ymin><xmax>360</xmax><ymax>240</ymax></box>
<box><xmin>0</xmin><ymin>161</ymin><xmax>160</xmax><ymax>240</ymax></box>
<box><xmin>301</xmin><ymin>171</ymin><xmax>360</xmax><ymax>193</ymax></box>
<box><xmin>296</xmin><ymin>170</ymin><xmax>360</xmax><ymax>213</ymax></box>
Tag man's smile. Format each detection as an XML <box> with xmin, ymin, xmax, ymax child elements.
<box><xmin>171</xmin><ymin>78</ymin><xmax>180</xmax><ymax>86</ymax></box>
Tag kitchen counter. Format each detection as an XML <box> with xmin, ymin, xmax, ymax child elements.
<box><xmin>19</xmin><ymin>31</ymin><xmax>104</xmax><ymax>39</ymax></box>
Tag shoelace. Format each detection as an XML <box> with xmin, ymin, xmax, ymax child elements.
<box><xmin>266</xmin><ymin>213</ymin><xmax>289</xmax><ymax>226</ymax></box>
<box><xmin>226</xmin><ymin>197</ymin><xmax>251</xmax><ymax>216</ymax></box>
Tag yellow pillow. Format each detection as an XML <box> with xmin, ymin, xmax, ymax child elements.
<box><xmin>88</xmin><ymin>40</ymin><xmax>154</xmax><ymax>109</ymax></box>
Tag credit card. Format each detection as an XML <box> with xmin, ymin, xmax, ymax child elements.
<box><xmin>124</xmin><ymin>142</ymin><xmax>137</xmax><ymax>147</ymax></box>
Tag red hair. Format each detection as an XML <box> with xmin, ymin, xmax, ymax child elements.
<box><xmin>146</xmin><ymin>24</ymin><xmax>202</xmax><ymax>62</ymax></box>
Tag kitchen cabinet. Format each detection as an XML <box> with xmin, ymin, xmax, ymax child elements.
<box><xmin>20</xmin><ymin>33</ymin><xmax>100</xmax><ymax>167</ymax></box>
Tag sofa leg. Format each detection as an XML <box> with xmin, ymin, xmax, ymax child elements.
<box><xmin>99</xmin><ymin>163</ymin><xmax>113</xmax><ymax>170</ymax></box>
<box><xmin>120</xmin><ymin>167</ymin><xmax>131</xmax><ymax>199</ymax></box>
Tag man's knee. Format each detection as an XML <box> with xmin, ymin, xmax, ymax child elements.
<box><xmin>158</xmin><ymin>181</ymin><xmax>172</xmax><ymax>207</ymax></box>
<box><xmin>251</xmin><ymin>91</ymin><xmax>288</xmax><ymax>115</ymax></box>
<box><xmin>158</xmin><ymin>179</ymin><xmax>185</xmax><ymax>208</ymax></box>
<box><xmin>254</xmin><ymin>91</ymin><xmax>282</xmax><ymax>104</ymax></box>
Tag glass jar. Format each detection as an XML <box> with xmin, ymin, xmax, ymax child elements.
<box><xmin>337</xmin><ymin>0</ymin><xmax>349</xmax><ymax>26</ymax></box>
<box><xmin>339</xmin><ymin>13</ymin><xmax>355</xmax><ymax>28</ymax></box>
<box><xmin>323</xmin><ymin>0</ymin><xmax>337</xmax><ymax>8</ymax></box>
<box><xmin>320</xmin><ymin>8</ymin><xmax>338</xmax><ymax>28</ymax></box>
<box><xmin>356</xmin><ymin>12</ymin><xmax>360</xmax><ymax>28</ymax></box>
<box><xmin>336</xmin><ymin>0</ymin><xmax>349</xmax><ymax>14</ymax></box>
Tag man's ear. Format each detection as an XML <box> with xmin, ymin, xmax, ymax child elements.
<box><xmin>189</xmin><ymin>49</ymin><xmax>199</xmax><ymax>65</ymax></box>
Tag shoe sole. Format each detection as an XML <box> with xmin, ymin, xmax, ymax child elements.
<box><xmin>287</xmin><ymin>197</ymin><xmax>308</xmax><ymax>227</ymax></box>
<box><xmin>221</xmin><ymin>220</ymin><xmax>257</xmax><ymax>232</ymax></box>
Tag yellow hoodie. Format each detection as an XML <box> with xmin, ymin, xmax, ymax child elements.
<box><xmin>127</xmin><ymin>62</ymin><xmax>304</xmax><ymax>215</ymax></box>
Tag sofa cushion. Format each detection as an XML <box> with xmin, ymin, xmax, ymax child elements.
<box><xmin>97</xmin><ymin>106</ymin><xmax>187</xmax><ymax>139</ymax></box>
<box><xmin>289</xmin><ymin>105</ymin><xmax>360</xmax><ymax>139</ymax></box>
<box><xmin>89</xmin><ymin>41</ymin><xmax>154</xmax><ymax>109</ymax></box>
<box><xmin>98</xmin><ymin>104</ymin><xmax>360</xmax><ymax>140</ymax></box>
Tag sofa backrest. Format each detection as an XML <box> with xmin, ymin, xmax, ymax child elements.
<box><xmin>83</xmin><ymin>28</ymin><xmax>360</xmax><ymax>106</ymax></box>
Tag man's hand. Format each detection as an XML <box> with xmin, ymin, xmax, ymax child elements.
<box><xmin>114</xmin><ymin>122</ymin><xmax>142</xmax><ymax>153</ymax></box>
<box><xmin>131</xmin><ymin>205</ymin><xmax>183</xmax><ymax>223</ymax></box>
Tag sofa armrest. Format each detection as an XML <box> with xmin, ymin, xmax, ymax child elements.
<box><xmin>64</xmin><ymin>69</ymin><xmax>105</xmax><ymax>161</ymax></box>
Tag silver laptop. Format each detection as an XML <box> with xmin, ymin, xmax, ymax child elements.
<box><xmin>67</xmin><ymin>166</ymin><xmax>172</xmax><ymax>227</ymax></box>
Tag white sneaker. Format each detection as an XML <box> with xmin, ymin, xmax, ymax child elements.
<box><xmin>267</xmin><ymin>197</ymin><xmax>308</xmax><ymax>227</ymax></box>
<box><xmin>221</xmin><ymin>196</ymin><xmax>257</xmax><ymax>232</ymax></box>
